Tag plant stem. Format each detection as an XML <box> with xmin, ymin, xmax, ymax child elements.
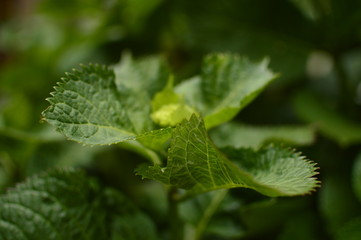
<box><xmin>169</xmin><ymin>187</ymin><xmax>184</xmax><ymax>240</ymax></box>
<box><xmin>192</xmin><ymin>189</ymin><xmax>228</xmax><ymax>240</ymax></box>
<box><xmin>118</xmin><ymin>141</ymin><xmax>162</xmax><ymax>165</ymax></box>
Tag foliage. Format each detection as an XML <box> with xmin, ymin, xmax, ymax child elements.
<box><xmin>1</xmin><ymin>0</ymin><xmax>361</xmax><ymax>239</ymax></box>
<box><xmin>0</xmin><ymin>169</ymin><xmax>158</xmax><ymax>240</ymax></box>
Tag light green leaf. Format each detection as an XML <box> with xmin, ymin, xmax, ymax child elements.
<box><xmin>176</xmin><ymin>54</ymin><xmax>277</xmax><ymax>128</ymax></box>
<box><xmin>222</xmin><ymin>146</ymin><xmax>319</xmax><ymax>197</ymax></box>
<box><xmin>151</xmin><ymin>76</ymin><xmax>180</xmax><ymax>112</ymax></box>
<box><xmin>137</xmin><ymin>115</ymin><xmax>319</xmax><ymax>197</ymax></box>
<box><xmin>151</xmin><ymin>104</ymin><xmax>196</xmax><ymax>127</ymax></box>
<box><xmin>210</xmin><ymin>122</ymin><xmax>315</xmax><ymax>149</ymax></box>
<box><xmin>294</xmin><ymin>91</ymin><xmax>361</xmax><ymax>146</ymax></box>
<box><xmin>0</xmin><ymin>169</ymin><xmax>108</xmax><ymax>239</ymax></box>
<box><xmin>151</xmin><ymin>77</ymin><xmax>197</xmax><ymax>127</ymax></box>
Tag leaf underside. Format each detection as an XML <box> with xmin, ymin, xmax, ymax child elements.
<box><xmin>138</xmin><ymin>115</ymin><xmax>319</xmax><ymax>197</ymax></box>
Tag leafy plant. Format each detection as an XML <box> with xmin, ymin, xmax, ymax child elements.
<box><xmin>3</xmin><ymin>0</ymin><xmax>361</xmax><ymax>239</ymax></box>
<box><xmin>0</xmin><ymin>53</ymin><xmax>319</xmax><ymax>239</ymax></box>
<box><xmin>0</xmin><ymin>169</ymin><xmax>158</xmax><ymax>240</ymax></box>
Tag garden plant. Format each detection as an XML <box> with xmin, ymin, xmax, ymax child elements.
<box><xmin>1</xmin><ymin>0</ymin><xmax>361</xmax><ymax>239</ymax></box>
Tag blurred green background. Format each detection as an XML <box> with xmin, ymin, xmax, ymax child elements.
<box><xmin>2</xmin><ymin>0</ymin><xmax>361</xmax><ymax>239</ymax></box>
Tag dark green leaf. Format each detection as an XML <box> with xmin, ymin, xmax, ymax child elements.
<box><xmin>0</xmin><ymin>169</ymin><xmax>108</xmax><ymax>240</ymax></box>
<box><xmin>0</xmin><ymin>169</ymin><xmax>159</xmax><ymax>240</ymax></box>
<box><xmin>104</xmin><ymin>189</ymin><xmax>160</xmax><ymax>240</ymax></box>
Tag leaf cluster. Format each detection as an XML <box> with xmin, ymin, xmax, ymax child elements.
<box><xmin>2</xmin><ymin>0</ymin><xmax>361</xmax><ymax>239</ymax></box>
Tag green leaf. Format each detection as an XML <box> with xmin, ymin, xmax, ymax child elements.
<box><xmin>176</xmin><ymin>53</ymin><xmax>277</xmax><ymax>128</ymax></box>
<box><xmin>210</xmin><ymin>122</ymin><xmax>315</xmax><ymax>149</ymax></box>
<box><xmin>41</xmin><ymin>56</ymin><xmax>176</xmax><ymax>164</ymax></box>
<box><xmin>42</xmin><ymin>61</ymin><xmax>172</xmax><ymax>150</ymax></box>
<box><xmin>0</xmin><ymin>168</ymin><xmax>160</xmax><ymax>240</ymax></box>
<box><xmin>42</xmin><ymin>64</ymin><xmax>146</xmax><ymax>145</ymax></box>
<box><xmin>151</xmin><ymin>76</ymin><xmax>180</xmax><ymax>112</ymax></box>
<box><xmin>137</xmin><ymin>115</ymin><xmax>319</xmax><ymax>197</ymax></box>
<box><xmin>104</xmin><ymin>189</ymin><xmax>160</xmax><ymax>240</ymax></box>
<box><xmin>294</xmin><ymin>91</ymin><xmax>361</xmax><ymax>146</ymax></box>
<box><xmin>0</xmin><ymin>169</ymin><xmax>108</xmax><ymax>239</ymax></box>
<box><xmin>42</xmin><ymin>53</ymin><xmax>171</xmax><ymax>146</ymax></box>
<box><xmin>113</xmin><ymin>53</ymin><xmax>170</xmax><ymax>98</ymax></box>
<box><xmin>222</xmin><ymin>146</ymin><xmax>319</xmax><ymax>197</ymax></box>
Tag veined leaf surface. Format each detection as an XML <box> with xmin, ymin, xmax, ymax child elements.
<box><xmin>0</xmin><ymin>169</ymin><xmax>107</xmax><ymax>239</ymax></box>
<box><xmin>42</xmin><ymin>57</ymin><xmax>171</xmax><ymax>146</ymax></box>
<box><xmin>0</xmin><ymin>169</ymin><xmax>160</xmax><ymax>240</ymax></box>
<box><xmin>138</xmin><ymin>115</ymin><xmax>319</xmax><ymax>197</ymax></box>
<box><xmin>113</xmin><ymin>53</ymin><xmax>170</xmax><ymax>97</ymax></box>
<box><xmin>42</xmin><ymin>64</ymin><xmax>146</xmax><ymax>144</ymax></box>
<box><xmin>176</xmin><ymin>54</ymin><xmax>278</xmax><ymax>128</ymax></box>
